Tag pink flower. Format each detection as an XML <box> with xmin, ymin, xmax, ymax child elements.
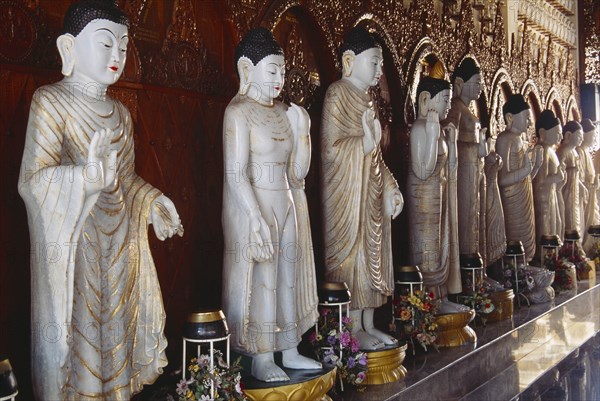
<box><xmin>340</xmin><ymin>331</ymin><xmax>351</xmax><ymax>347</ymax></box>
<box><xmin>350</xmin><ymin>336</ymin><xmax>360</xmax><ymax>353</ymax></box>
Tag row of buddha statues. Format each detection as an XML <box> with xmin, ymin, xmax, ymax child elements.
<box><xmin>16</xmin><ymin>0</ymin><xmax>598</xmax><ymax>398</ymax></box>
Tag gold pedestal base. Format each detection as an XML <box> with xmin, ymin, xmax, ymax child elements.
<box><xmin>243</xmin><ymin>368</ymin><xmax>336</xmax><ymax>401</ymax></box>
<box><xmin>487</xmin><ymin>289</ymin><xmax>515</xmax><ymax>322</ymax></box>
<box><xmin>580</xmin><ymin>261</ymin><xmax>596</xmax><ymax>282</ymax></box>
<box><xmin>364</xmin><ymin>344</ymin><xmax>408</xmax><ymax>385</ymax></box>
<box><xmin>435</xmin><ymin>310</ymin><xmax>477</xmax><ymax>347</ymax></box>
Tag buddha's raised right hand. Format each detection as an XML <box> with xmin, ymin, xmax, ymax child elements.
<box><xmin>85</xmin><ymin>128</ymin><xmax>117</xmax><ymax>196</ymax></box>
<box><xmin>361</xmin><ymin>108</ymin><xmax>381</xmax><ymax>154</ymax></box>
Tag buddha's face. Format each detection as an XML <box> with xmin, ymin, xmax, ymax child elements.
<box><xmin>569</xmin><ymin>129</ymin><xmax>583</xmax><ymax>147</ymax></box>
<box><xmin>582</xmin><ymin>129</ymin><xmax>596</xmax><ymax>148</ymax></box>
<box><xmin>248</xmin><ymin>54</ymin><xmax>285</xmax><ymax>102</ymax></box>
<box><xmin>72</xmin><ymin>19</ymin><xmax>128</xmax><ymax>86</ymax></box>
<box><xmin>350</xmin><ymin>47</ymin><xmax>383</xmax><ymax>88</ymax></box>
<box><xmin>542</xmin><ymin>125</ymin><xmax>562</xmax><ymax>146</ymax></box>
<box><xmin>510</xmin><ymin>109</ymin><xmax>532</xmax><ymax>133</ymax></box>
<box><xmin>430</xmin><ymin>89</ymin><xmax>452</xmax><ymax>119</ymax></box>
<box><xmin>461</xmin><ymin>73</ymin><xmax>482</xmax><ymax>102</ymax></box>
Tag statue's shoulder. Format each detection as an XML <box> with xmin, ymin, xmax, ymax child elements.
<box><xmin>325</xmin><ymin>79</ymin><xmax>347</xmax><ymax>96</ymax></box>
<box><xmin>225</xmin><ymin>95</ymin><xmax>248</xmax><ymax>115</ymax></box>
<box><xmin>31</xmin><ymin>82</ymin><xmax>67</xmax><ymax>107</ymax></box>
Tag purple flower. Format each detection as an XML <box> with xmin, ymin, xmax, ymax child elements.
<box><xmin>327</xmin><ymin>335</ymin><xmax>337</xmax><ymax>346</ymax></box>
<box><xmin>340</xmin><ymin>331</ymin><xmax>351</xmax><ymax>347</ymax></box>
<box><xmin>347</xmin><ymin>356</ymin><xmax>356</xmax><ymax>369</ymax></box>
<box><xmin>350</xmin><ymin>337</ymin><xmax>360</xmax><ymax>353</ymax></box>
<box><xmin>176</xmin><ymin>379</ymin><xmax>188</xmax><ymax>396</ymax></box>
<box><xmin>357</xmin><ymin>353</ymin><xmax>367</xmax><ymax>366</ymax></box>
<box><xmin>342</xmin><ymin>316</ymin><xmax>352</xmax><ymax>325</ymax></box>
<box><xmin>320</xmin><ymin>308</ymin><xmax>331</xmax><ymax>316</ymax></box>
<box><xmin>355</xmin><ymin>371</ymin><xmax>366</xmax><ymax>384</ymax></box>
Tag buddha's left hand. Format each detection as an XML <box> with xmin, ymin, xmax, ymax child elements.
<box><xmin>384</xmin><ymin>187</ymin><xmax>403</xmax><ymax>219</ymax></box>
<box><xmin>286</xmin><ymin>102</ymin><xmax>310</xmax><ymax>139</ymax></box>
<box><xmin>149</xmin><ymin>194</ymin><xmax>184</xmax><ymax>240</ymax></box>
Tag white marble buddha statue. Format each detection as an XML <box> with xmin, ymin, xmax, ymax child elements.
<box><xmin>18</xmin><ymin>1</ymin><xmax>183</xmax><ymax>399</ymax></box>
<box><xmin>578</xmin><ymin>118</ymin><xmax>599</xmax><ymax>253</ymax></box>
<box><xmin>532</xmin><ymin>110</ymin><xmax>565</xmax><ymax>258</ymax></box>
<box><xmin>496</xmin><ymin>95</ymin><xmax>543</xmax><ymax>262</ymax></box>
<box><xmin>320</xmin><ymin>26</ymin><xmax>403</xmax><ymax>350</ymax></box>
<box><xmin>557</xmin><ymin>121</ymin><xmax>585</xmax><ymax>237</ymax></box>
<box><xmin>406</xmin><ymin>59</ymin><xmax>470</xmax><ymax>315</ymax></box>
<box><xmin>222</xmin><ymin>27</ymin><xmax>321</xmax><ymax>382</ymax></box>
<box><xmin>443</xmin><ymin>58</ymin><xmax>489</xmax><ymax>260</ymax></box>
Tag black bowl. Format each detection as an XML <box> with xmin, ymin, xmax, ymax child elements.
<box><xmin>183</xmin><ymin>310</ymin><xmax>229</xmax><ymax>340</ymax></box>
<box><xmin>318</xmin><ymin>281</ymin><xmax>351</xmax><ymax>304</ymax></box>
<box><xmin>540</xmin><ymin>234</ymin><xmax>562</xmax><ymax>247</ymax></box>
<box><xmin>588</xmin><ymin>225</ymin><xmax>600</xmax><ymax>236</ymax></box>
<box><xmin>459</xmin><ymin>253</ymin><xmax>483</xmax><ymax>268</ymax></box>
<box><xmin>506</xmin><ymin>240</ymin><xmax>525</xmax><ymax>255</ymax></box>
<box><xmin>0</xmin><ymin>357</ymin><xmax>17</xmax><ymax>397</ymax></box>
<box><xmin>564</xmin><ymin>229</ymin><xmax>581</xmax><ymax>240</ymax></box>
<box><xmin>394</xmin><ymin>265</ymin><xmax>423</xmax><ymax>284</ymax></box>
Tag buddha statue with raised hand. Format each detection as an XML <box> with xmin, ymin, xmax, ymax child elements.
<box><xmin>578</xmin><ymin>119</ymin><xmax>599</xmax><ymax>252</ymax></box>
<box><xmin>532</xmin><ymin>110</ymin><xmax>566</xmax><ymax>255</ymax></box>
<box><xmin>496</xmin><ymin>95</ymin><xmax>542</xmax><ymax>261</ymax></box>
<box><xmin>222</xmin><ymin>27</ymin><xmax>321</xmax><ymax>382</ymax></box>
<box><xmin>443</xmin><ymin>58</ymin><xmax>490</xmax><ymax>260</ymax></box>
<box><xmin>18</xmin><ymin>0</ymin><xmax>183</xmax><ymax>399</ymax></box>
<box><xmin>406</xmin><ymin>58</ymin><xmax>470</xmax><ymax>314</ymax></box>
<box><xmin>557</xmin><ymin>121</ymin><xmax>586</xmax><ymax>236</ymax></box>
<box><xmin>320</xmin><ymin>26</ymin><xmax>403</xmax><ymax>350</ymax></box>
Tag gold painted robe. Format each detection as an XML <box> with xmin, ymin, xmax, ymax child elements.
<box><xmin>18</xmin><ymin>83</ymin><xmax>167</xmax><ymax>400</ymax></box>
<box><xmin>444</xmin><ymin>97</ymin><xmax>486</xmax><ymax>258</ymax></box>
<box><xmin>407</xmin><ymin>138</ymin><xmax>461</xmax><ymax>294</ymax></box>
<box><xmin>499</xmin><ymin>146</ymin><xmax>536</xmax><ymax>261</ymax></box>
<box><xmin>321</xmin><ymin>80</ymin><xmax>397</xmax><ymax>310</ymax></box>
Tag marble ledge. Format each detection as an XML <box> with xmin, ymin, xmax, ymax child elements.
<box><xmin>342</xmin><ymin>280</ymin><xmax>600</xmax><ymax>401</ymax></box>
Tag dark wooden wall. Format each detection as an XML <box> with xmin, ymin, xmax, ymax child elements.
<box><xmin>0</xmin><ymin>0</ymin><xmax>583</xmax><ymax>399</ymax></box>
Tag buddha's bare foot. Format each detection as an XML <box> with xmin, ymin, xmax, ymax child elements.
<box><xmin>365</xmin><ymin>327</ymin><xmax>398</xmax><ymax>346</ymax></box>
<box><xmin>281</xmin><ymin>348</ymin><xmax>322</xmax><ymax>370</ymax></box>
<box><xmin>354</xmin><ymin>329</ymin><xmax>385</xmax><ymax>350</ymax></box>
<box><xmin>252</xmin><ymin>353</ymin><xmax>289</xmax><ymax>382</ymax></box>
<box><xmin>438</xmin><ymin>298</ymin><xmax>472</xmax><ymax>314</ymax></box>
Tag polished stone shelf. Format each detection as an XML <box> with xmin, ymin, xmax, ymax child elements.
<box><xmin>342</xmin><ymin>279</ymin><xmax>600</xmax><ymax>401</ymax></box>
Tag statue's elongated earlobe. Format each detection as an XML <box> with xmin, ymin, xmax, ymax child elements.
<box><xmin>342</xmin><ymin>51</ymin><xmax>355</xmax><ymax>77</ymax></box>
<box><xmin>57</xmin><ymin>34</ymin><xmax>75</xmax><ymax>77</ymax></box>
<box><xmin>237</xmin><ymin>57</ymin><xmax>253</xmax><ymax>95</ymax></box>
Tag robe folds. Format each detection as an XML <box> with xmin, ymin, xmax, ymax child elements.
<box><xmin>19</xmin><ymin>83</ymin><xmax>167</xmax><ymax>400</ymax></box>
<box><xmin>321</xmin><ymin>80</ymin><xmax>397</xmax><ymax>310</ymax></box>
<box><xmin>407</xmin><ymin>145</ymin><xmax>462</xmax><ymax>295</ymax></box>
<box><xmin>500</xmin><ymin>147</ymin><xmax>536</xmax><ymax>261</ymax></box>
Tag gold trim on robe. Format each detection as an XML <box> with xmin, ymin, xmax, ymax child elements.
<box><xmin>19</xmin><ymin>83</ymin><xmax>167</xmax><ymax>401</ymax></box>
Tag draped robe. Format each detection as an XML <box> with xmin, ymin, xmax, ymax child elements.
<box><xmin>407</xmin><ymin>131</ymin><xmax>461</xmax><ymax>295</ymax></box>
<box><xmin>577</xmin><ymin>146</ymin><xmax>599</xmax><ymax>252</ymax></box>
<box><xmin>444</xmin><ymin>97</ymin><xmax>486</xmax><ymax>259</ymax></box>
<box><xmin>320</xmin><ymin>80</ymin><xmax>397</xmax><ymax>310</ymax></box>
<box><xmin>532</xmin><ymin>145</ymin><xmax>563</xmax><ymax>253</ymax></box>
<box><xmin>558</xmin><ymin>147</ymin><xmax>582</xmax><ymax>235</ymax></box>
<box><xmin>18</xmin><ymin>83</ymin><xmax>167</xmax><ymax>400</ymax></box>
<box><xmin>499</xmin><ymin>143</ymin><xmax>536</xmax><ymax>261</ymax></box>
